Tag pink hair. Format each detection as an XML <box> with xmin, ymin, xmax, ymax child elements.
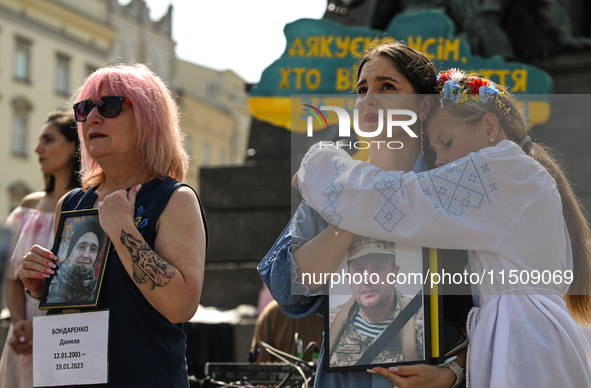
<box><xmin>72</xmin><ymin>63</ymin><xmax>188</xmax><ymax>190</ymax></box>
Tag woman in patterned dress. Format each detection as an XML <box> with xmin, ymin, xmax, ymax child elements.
<box><xmin>0</xmin><ymin>111</ymin><xmax>80</xmax><ymax>388</ymax></box>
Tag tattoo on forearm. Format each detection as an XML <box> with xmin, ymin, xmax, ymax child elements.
<box><xmin>120</xmin><ymin>230</ymin><xmax>175</xmax><ymax>290</ymax></box>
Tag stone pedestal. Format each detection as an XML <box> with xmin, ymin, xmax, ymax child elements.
<box><xmin>199</xmin><ymin>119</ymin><xmax>293</xmax><ymax>310</ymax></box>
<box><xmin>197</xmin><ymin>118</ymin><xmax>295</xmax><ymax>367</ymax></box>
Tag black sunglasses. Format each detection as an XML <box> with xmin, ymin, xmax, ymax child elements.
<box><xmin>73</xmin><ymin>96</ymin><xmax>130</xmax><ymax>122</ymax></box>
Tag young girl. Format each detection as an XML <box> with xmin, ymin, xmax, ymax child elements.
<box><xmin>295</xmin><ymin>70</ymin><xmax>591</xmax><ymax>387</ymax></box>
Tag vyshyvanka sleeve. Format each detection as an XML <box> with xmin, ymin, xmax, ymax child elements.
<box><xmin>297</xmin><ymin>142</ymin><xmax>546</xmax><ymax>253</ymax></box>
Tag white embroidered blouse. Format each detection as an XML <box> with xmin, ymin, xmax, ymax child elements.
<box><xmin>297</xmin><ymin>140</ymin><xmax>591</xmax><ymax>387</ymax></box>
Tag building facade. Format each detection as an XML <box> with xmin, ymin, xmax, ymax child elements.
<box><xmin>0</xmin><ymin>0</ymin><xmax>113</xmax><ymax>220</ymax></box>
<box><xmin>0</xmin><ymin>0</ymin><xmax>249</xmax><ymax>221</ymax></box>
<box><xmin>107</xmin><ymin>0</ymin><xmax>176</xmax><ymax>85</ymax></box>
<box><xmin>175</xmin><ymin>59</ymin><xmax>251</xmax><ymax>191</ymax></box>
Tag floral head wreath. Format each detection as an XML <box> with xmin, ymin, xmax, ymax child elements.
<box><xmin>435</xmin><ymin>69</ymin><xmax>515</xmax><ymax>121</ymax></box>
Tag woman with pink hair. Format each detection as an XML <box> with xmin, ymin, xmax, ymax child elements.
<box><xmin>18</xmin><ymin>64</ymin><xmax>208</xmax><ymax>387</ymax></box>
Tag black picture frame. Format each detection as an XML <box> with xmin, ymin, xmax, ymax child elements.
<box><xmin>324</xmin><ymin>241</ymin><xmax>441</xmax><ymax>373</ymax></box>
<box><xmin>39</xmin><ymin>209</ymin><xmax>112</xmax><ymax>309</ymax></box>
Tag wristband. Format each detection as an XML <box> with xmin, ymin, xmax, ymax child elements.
<box><xmin>441</xmin><ymin>360</ymin><xmax>465</xmax><ymax>388</ymax></box>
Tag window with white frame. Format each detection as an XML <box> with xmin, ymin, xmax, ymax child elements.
<box><xmin>11</xmin><ymin>97</ymin><xmax>32</xmax><ymax>157</ymax></box>
<box><xmin>56</xmin><ymin>54</ymin><xmax>70</xmax><ymax>96</ymax></box>
<box><xmin>14</xmin><ymin>38</ymin><xmax>31</xmax><ymax>82</ymax></box>
<box><xmin>12</xmin><ymin>113</ymin><xmax>27</xmax><ymax>157</ymax></box>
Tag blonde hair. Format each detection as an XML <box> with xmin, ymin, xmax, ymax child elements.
<box><xmin>72</xmin><ymin>64</ymin><xmax>188</xmax><ymax>190</ymax></box>
<box><xmin>428</xmin><ymin>77</ymin><xmax>591</xmax><ymax>324</ymax></box>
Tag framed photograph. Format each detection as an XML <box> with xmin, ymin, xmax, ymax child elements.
<box><xmin>324</xmin><ymin>236</ymin><xmax>441</xmax><ymax>372</ymax></box>
<box><xmin>39</xmin><ymin>209</ymin><xmax>112</xmax><ymax>309</ymax></box>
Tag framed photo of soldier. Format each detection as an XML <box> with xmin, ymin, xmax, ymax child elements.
<box><xmin>39</xmin><ymin>209</ymin><xmax>112</xmax><ymax>309</ymax></box>
<box><xmin>324</xmin><ymin>236</ymin><xmax>437</xmax><ymax>372</ymax></box>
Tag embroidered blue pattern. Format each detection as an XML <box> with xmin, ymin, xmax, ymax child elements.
<box><xmin>290</xmin><ymin>201</ymin><xmax>309</xmax><ymax>238</ymax></box>
<box><xmin>312</xmin><ymin>147</ymin><xmax>498</xmax><ymax>235</ymax></box>
<box><xmin>373</xmin><ymin>171</ymin><xmax>405</xmax><ymax>233</ymax></box>
<box><xmin>134</xmin><ymin>206</ymin><xmax>148</xmax><ymax>231</ymax></box>
<box><xmin>419</xmin><ymin>153</ymin><xmax>497</xmax><ymax>217</ymax></box>
<box><xmin>321</xmin><ymin>161</ymin><xmax>350</xmax><ymax>226</ymax></box>
<box><xmin>293</xmin><ymin>201</ymin><xmax>308</xmax><ymax>225</ymax></box>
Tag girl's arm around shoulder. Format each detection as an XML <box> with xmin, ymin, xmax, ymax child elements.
<box><xmin>297</xmin><ymin>141</ymin><xmax>543</xmax><ymax>251</ymax></box>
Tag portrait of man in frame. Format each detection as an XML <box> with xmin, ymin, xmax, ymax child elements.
<box><xmin>40</xmin><ymin>210</ymin><xmax>111</xmax><ymax>309</ymax></box>
<box><xmin>327</xmin><ymin>236</ymin><xmax>426</xmax><ymax>371</ymax></box>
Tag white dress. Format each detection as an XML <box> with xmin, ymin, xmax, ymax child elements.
<box><xmin>297</xmin><ymin>140</ymin><xmax>591</xmax><ymax>387</ymax></box>
<box><xmin>0</xmin><ymin>207</ymin><xmax>52</xmax><ymax>388</ymax></box>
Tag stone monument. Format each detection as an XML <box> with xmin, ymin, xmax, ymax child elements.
<box><xmin>197</xmin><ymin>0</ymin><xmax>591</xmax><ymax>321</ymax></box>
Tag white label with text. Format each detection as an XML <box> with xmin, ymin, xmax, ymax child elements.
<box><xmin>33</xmin><ymin>310</ymin><xmax>109</xmax><ymax>386</ymax></box>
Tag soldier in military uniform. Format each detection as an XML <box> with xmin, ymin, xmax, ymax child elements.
<box><xmin>328</xmin><ymin>236</ymin><xmax>423</xmax><ymax>368</ymax></box>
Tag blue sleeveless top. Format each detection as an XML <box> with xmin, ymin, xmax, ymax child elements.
<box><xmin>55</xmin><ymin>177</ymin><xmax>208</xmax><ymax>387</ymax></box>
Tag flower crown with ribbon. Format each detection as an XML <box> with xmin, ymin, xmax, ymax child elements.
<box><xmin>435</xmin><ymin>69</ymin><xmax>515</xmax><ymax>121</ymax></box>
